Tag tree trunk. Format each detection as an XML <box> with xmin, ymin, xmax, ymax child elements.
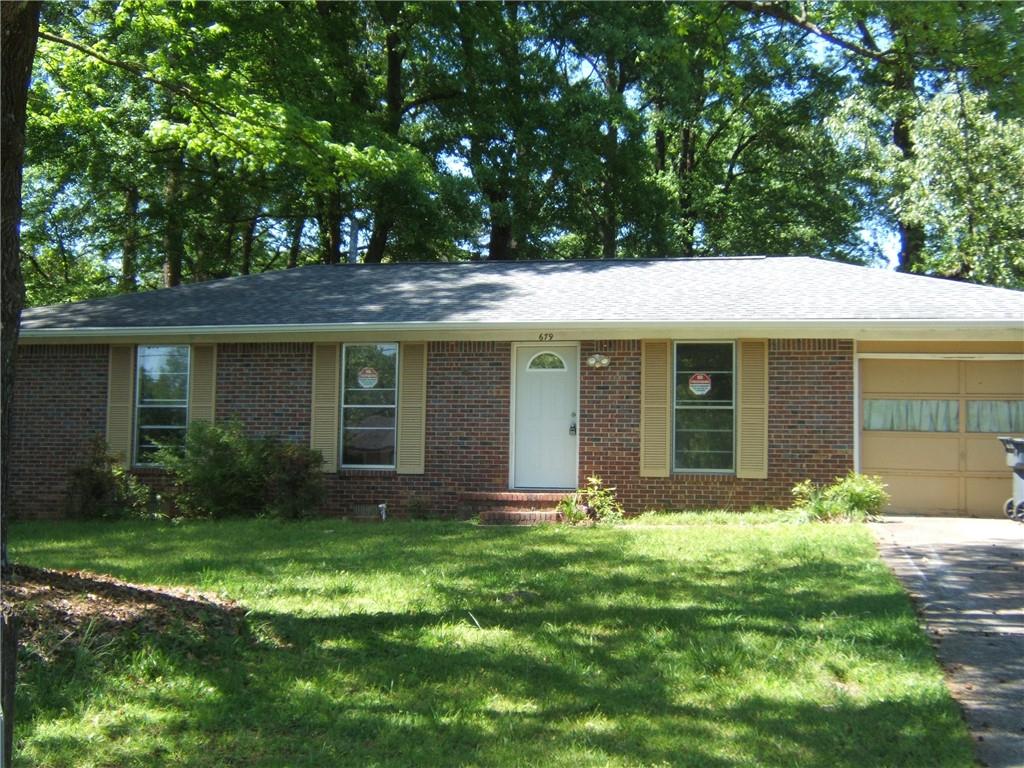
<box><xmin>1</xmin><ymin>613</ymin><xmax>16</xmax><ymax>768</ymax></box>
<box><xmin>365</xmin><ymin>2</ymin><xmax>405</xmax><ymax>265</ymax></box>
<box><xmin>364</xmin><ymin>223</ymin><xmax>388</xmax><ymax>264</ymax></box>
<box><xmin>600</xmin><ymin>209</ymin><xmax>617</xmax><ymax>260</ymax></box>
<box><xmin>121</xmin><ymin>186</ymin><xmax>139</xmax><ymax>291</ymax></box>
<box><xmin>287</xmin><ymin>217</ymin><xmax>304</xmax><ymax>269</ymax></box>
<box><xmin>488</xmin><ymin>221</ymin><xmax>514</xmax><ymax>261</ymax></box>
<box><xmin>892</xmin><ymin>110</ymin><xmax>925</xmax><ymax>273</ymax></box>
<box><xmin>1</xmin><ymin>0</ymin><xmax>41</xmax><ymax>573</ymax></box>
<box><xmin>320</xmin><ymin>190</ymin><xmax>343</xmax><ymax>264</ymax></box>
<box><xmin>1</xmin><ymin>6</ymin><xmax>40</xmax><ymax>766</ymax></box>
<box><xmin>678</xmin><ymin>125</ymin><xmax>697</xmax><ymax>257</ymax></box>
<box><xmin>886</xmin><ymin>21</ymin><xmax>925</xmax><ymax>275</ymax></box>
<box><xmin>220</xmin><ymin>221</ymin><xmax>235</xmax><ymax>280</ymax></box>
<box><xmin>240</xmin><ymin>215</ymin><xmax>258</xmax><ymax>275</ymax></box>
<box><xmin>162</xmin><ymin>154</ymin><xmax>184</xmax><ymax>287</ymax></box>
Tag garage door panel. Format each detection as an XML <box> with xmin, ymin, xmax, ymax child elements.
<box><xmin>965</xmin><ymin>477</ymin><xmax>1011</xmax><ymax>518</ymax></box>
<box><xmin>861</xmin><ymin>360</ymin><xmax>960</xmax><ymax>394</ymax></box>
<box><xmin>964</xmin><ymin>360</ymin><xmax>1024</xmax><ymax>395</ymax></box>
<box><xmin>882</xmin><ymin>475</ymin><xmax>960</xmax><ymax>515</ymax></box>
<box><xmin>862</xmin><ymin>434</ymin><xmax>959</xmax><ymax>472</ymax></box>
<box><xmin>965</xmin><ymin>437</ymin><xmax>1008</xmax><ymax>473</ymax></box>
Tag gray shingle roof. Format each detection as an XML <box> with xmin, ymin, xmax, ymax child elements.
<box><xmin>19</xmin><ymin>256</ymin><xmax>1024</xmax><ymax>334</ymax></box>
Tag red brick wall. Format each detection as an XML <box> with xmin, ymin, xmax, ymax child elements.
<box><xmin>10</xmin><ymin>337</ymin><xmax>854</xmax><ymax>518</ymax></box>
<box><xmin>10</xmin><ymin>344</ymin><xmax>109</xmax><ymax>519</ymax></box>
<box><xmin>216</xmin><ymin>343</ymin><xmax>312</xmax><ymax>443</ymax></box>
<box><xmin>578</xmin><ymin>338</ymin><xmax>855</xmax><ymax>511</ymax></box>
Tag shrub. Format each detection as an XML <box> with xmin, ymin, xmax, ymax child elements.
<box><xmin>792</xmin><ymin>472</ymin><xmax>889</xmax><ymax>522</ymax></box>
<box><xmin>156</xmin><ymin>421</ymin><xmax>324</xmax><ymax>519</ymax></box>
<box><xmin>558</xmin><ymin>475</ymin><xmax>625</xmax><ymax>526</ymax></box>
<box><xmin>63</xmin><ymin>437</ymin><xmax>151</xmax><ymax>519</ymax></box>
<box><xmin>260</xmin><ymin>440</ymin><xmax>325</xmax><ymax>519</ymax></box>
<box><xmin>155</xmin><ymin>420</ymin><xmax>264</xmax><ymax>518</ymax></box>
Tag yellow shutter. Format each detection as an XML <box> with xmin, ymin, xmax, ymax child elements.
<box><xmin>736</xmin><ymin>339</ymin><xmax>769</xmax><ymax>479</ymax></box>
<box><xmin>106</xmin><ymin>345</ymin><xmax>135</xmax><ymax>466</ymax></box>
<box><xmin>640</xmin><ymin>340</ymin><xmax>671</xmax><ymax>477</ymax></box>
<box><xmin>188</xmin><ymin>344</ymin><xmax>216</xmax><ymax>424</ymax></box>
<box><xmin>311</xmin><ymin>343</ymin><xmax>340</xmax><ymax>472</ymax></box>
<box><xmin>396</xmin><ymin>342</ymin><xmax>428</xmax><ymax>474</ymax></box>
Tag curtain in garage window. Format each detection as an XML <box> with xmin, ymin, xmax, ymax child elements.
<box><xmin>967</xmin><ymin>400</ymin><xmax>1024</xmax><ymax>433</ymax></box>
<box><xmin>863</xmin><ymin>399</ymin><xmax>959</xmax><ymax>432</ymax></box>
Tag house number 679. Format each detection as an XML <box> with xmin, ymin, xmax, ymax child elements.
<box><xmin>537</xmin><ymin>333</ymin><xmax>554</xmax><ymax>341</ymax></box>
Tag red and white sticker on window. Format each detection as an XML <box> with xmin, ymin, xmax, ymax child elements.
<box><xmin>688</xmin><ymin>372</ymin><xmax>712</xmax><ymax>396</ymax></box>
<box><xmin>357</xmin><ymin>367</ymin><xmax>379</xmax><ymax>388</ymax></box>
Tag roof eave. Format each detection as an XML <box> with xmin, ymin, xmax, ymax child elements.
<box><xmin>17</xmin><ymin>318</ymin><xmax>1024</xmax><ymax>344</ymax></box>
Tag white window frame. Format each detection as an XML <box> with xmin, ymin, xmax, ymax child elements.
<box><xmin>340</xmin><ymin>342</ymin><xmax>399</xmax><ymax>470</ymax></box>
<box><xmin>672</xmin><ymin>340</ymin><xmax>736</xmax><ymax>474</ymax></box>
<box><xmin>133</xmin><ymin>344</ymin><xmax>190</xmax><ymax>467</ymax></box>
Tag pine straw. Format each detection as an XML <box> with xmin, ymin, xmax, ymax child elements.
<box><xmin>1</xmin><ymin>564</ymin><xmax>246</xmax><ymax>660</ymax></box>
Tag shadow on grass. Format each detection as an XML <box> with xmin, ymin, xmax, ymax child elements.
<box><xmin>10</xmin><ymin>520</ymin><xmax>973</xmax><ymax>767</ymax></box>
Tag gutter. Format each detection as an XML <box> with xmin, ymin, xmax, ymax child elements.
<box><xmin>17</xmin><ymin>318</ymin><xmax>1024</xmax><ymax>343</ymax></box>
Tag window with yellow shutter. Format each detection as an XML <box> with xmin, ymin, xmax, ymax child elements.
<box><xmin>673</xmin><ymin>342</ymin><xmax>735</xmax><ymax>472</ymax></box>
<box><xmin>134</xmin><ymin>345</ymin><xmax>190</xmax><ymax>465</ymax></box>
<box><xmin>340</xmin><ymin>343</ymin><xmax>399</xmax><ymax>468</ymax></box>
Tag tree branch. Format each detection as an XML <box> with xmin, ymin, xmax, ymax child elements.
<box><xmin>727</xmin><ymin>1</ymin><xmax>894</xmax><ymax>64</ymax></box>
<box><xmin>400</xmin><ymin>89</ymin><xmax>462</xmax><ymax>117</ymax></box>
<box><xmin>38</xmin><ymin>30</ymin><xmax>233</xmax><ymax>117</ymax></box>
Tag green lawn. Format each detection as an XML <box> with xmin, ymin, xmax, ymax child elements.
<box><xmin>9</xmin><ymin>516</ymin><xmax>972</xmax><ymax>768</ymax></box>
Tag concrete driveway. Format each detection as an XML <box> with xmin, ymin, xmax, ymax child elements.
<box><xmin>870</xmin><ymin>517</ymin><xmax>1023</xmax><ymax>768</ymax></box>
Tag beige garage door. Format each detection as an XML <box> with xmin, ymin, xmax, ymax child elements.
<box><xmin>860</xmin><ymin>358</ymin><xmax>1024</xmax><ymax>516</ymax></box>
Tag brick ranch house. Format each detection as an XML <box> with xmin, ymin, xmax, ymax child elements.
<box><xmin>11</xmin><ymin>256</ymin><xmax>1024</xmax><ymax>520</ymax></box>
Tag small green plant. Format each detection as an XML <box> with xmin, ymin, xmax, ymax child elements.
<box><xmin>156</xmin><ymin>421</ymin><xmax>324</xmax><ymax>519</ymax></box>
<box><xmin>558</xmin><ymin>475</ymin><xmax>625</xmax><ymax>525</ymax></box>
<box><xmin>63</xmin><ymin>437</ymin><xmax>152</xmax><ymax>519</ymax></box>
<box><xmin>792</xmin><ymin>472</ymin><xmax>889</xmax><ymax>522</ymax></box>
<box><xmin>556</xmin><ymin>491</ymin><xmax>588</xmax><ymax>525</ymax></box>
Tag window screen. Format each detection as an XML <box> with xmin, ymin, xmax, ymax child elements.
<box><xmin>674</xmin><ymin>343</ymin><xmax>734</xmax><ymax>471</ymax></box>
<box><xmin>341</xmin><ymin>343</ymin><xmax>398</xmax><ymax>467</ymax></box>
<box><xmin>135</xmin><ymin>345</ymin><xmax>190</xmax><ymax>465</ymax></box>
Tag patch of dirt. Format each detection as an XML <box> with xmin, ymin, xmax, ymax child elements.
<box><xmin>1</xmin><ymin>565</ymin><xmax>246</xmax><ymax>660</ymax></box>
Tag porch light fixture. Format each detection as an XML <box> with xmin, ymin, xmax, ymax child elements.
<box><xmin>586</xmin><ymin>353</ymin><xmax>610</xmax><ymax>368</ymax></box>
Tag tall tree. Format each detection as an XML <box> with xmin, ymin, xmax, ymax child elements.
<box><xmin>1</xmin><ymin>0</ymin><xmax>41</xmax><ymax>565</ymax></box>
<box><xmin>2</xmin><ymin>4</ymin><xmax>41</xmax><ymax>764</ymax></box>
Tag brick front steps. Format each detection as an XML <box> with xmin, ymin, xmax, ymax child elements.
<box><xmin>460</xmin><ymin>491</ymin><xmax>569</xmax><ymax>525</ymax></box>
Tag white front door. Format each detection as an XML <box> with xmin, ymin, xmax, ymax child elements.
<box><xmin>513</xmin><ymin>344</ymin><xmax>578</xmax><ymax>488</ymax></box>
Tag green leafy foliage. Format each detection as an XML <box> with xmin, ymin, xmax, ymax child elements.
<box><xmin>558</xmin><ymin>475</ymin><xmax>624</xmax><ymax>526</ymax></box>
<box><xmin>19</xmin><ymin>0</ymin><xmax>1024</xmax><ymax>305</ymax></box>
<box><xmin>155</xmin><ymin>420</ymin><xmax>324</xmax><ymax>519</ymax></box>
<box><xmin>792</xmin><ymin>472</ymin><xmax>890</xmax><ymax>522</ymax></box>
<box><xmin>62</xmin><ymin>437</ymin><xmax>151</xmax><ymax>519</ymax></box>
<box><xmin>259</xmin><ymin>440</ymin><xmax>326</xmax><ymax>520</ymax></box>
<box><xmin>904</xmin><ymin>91</ymin><xmax>1024</xmax><ymax>288</ymax></box>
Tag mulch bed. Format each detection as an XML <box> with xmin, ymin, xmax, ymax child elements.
<box><xmin>1</xmin><ymin>565</ymin><xmax>246</xmax><ymax>659</ymax></box>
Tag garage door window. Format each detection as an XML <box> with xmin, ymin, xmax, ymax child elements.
<box><xmin>863</xmin><ymin>399</ymin><xmax>959</xmax><ymax>432</ymax></box>
<box><xmin>966</xmin><ymin>400</ymin><xmax>1024</xmax><ymax>433</ymax></box>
